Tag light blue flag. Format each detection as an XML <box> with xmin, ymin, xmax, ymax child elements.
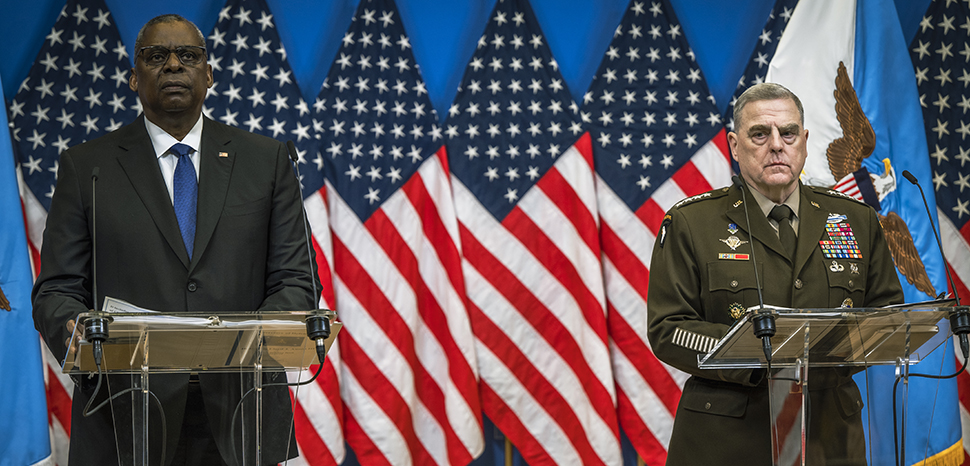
<box><xmin>851</xmin><ymin>0</ymin><xmax>960</xmax><ymax>464</ymax></box>
<box><xmin>746</xmin><ymin>0</ymin><xmax>960</xmax><ymax>462</ymax></box>
<box><xmin>0</xmin><ymin>70</ymin><xmax>51</xmax><ymax>465</ymax></box>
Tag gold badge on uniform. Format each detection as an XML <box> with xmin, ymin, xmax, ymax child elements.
<box><xmin>729</xmin><ymin>302</ymin><xmax>746</xmax><ymax>320</ymax></box>
<box><xmin>841</xmin><ymin>298</ymin><xmax>853</xmax><ymax>308</ymax></box>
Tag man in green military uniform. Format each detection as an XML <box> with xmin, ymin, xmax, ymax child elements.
<box><xmin>647</xmin><ymin>83</ymin><xmax>903</xmax><ymax>465</ymax></box>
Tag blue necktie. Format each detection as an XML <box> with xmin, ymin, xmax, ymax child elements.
<box><xmin>171</xmin><ymin>143</ymin><xmax>197</xmax><ymax>259</ymax></box>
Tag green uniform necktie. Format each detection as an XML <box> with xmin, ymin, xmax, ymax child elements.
<box><xmin>769</xmin><ymin>204</ymin><xmax>796</xmax><ymax>258</ymax></box>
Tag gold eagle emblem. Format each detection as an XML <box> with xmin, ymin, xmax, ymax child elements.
<box><xmin>827</xmin><ymin>62</ymin><xmax>876</xmax><ymax>182</ymax></box>
<box><xmin>825</xmin><ymin>61</ymin><xmax>936</xmax><ymax>298</ymax></box>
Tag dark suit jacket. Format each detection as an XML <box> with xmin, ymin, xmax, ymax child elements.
<box><xmin>32</xmin><ymin>115</ymin><xmax>318</xmax><ymax>466</ymax></box>
<box><xmin>647</xmin><ymin>182</ymin><xmax>904</xmax><ymax>465</ymax></box>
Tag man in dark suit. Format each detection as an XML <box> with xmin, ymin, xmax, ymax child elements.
<box><xmin>32</xmin><ymin>14</ymin><xmax>318</xmax><ymax>466</ymax></box>
<box><xmin>647</xmin><ymin>83</ymin><xmax>903</xmax><ymax>465</ymax></box>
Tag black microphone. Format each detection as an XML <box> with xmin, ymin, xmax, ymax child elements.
<box><xmin>285</xmin><ymin>140</ymin><xmax>329</xmax><ymax>363</ymax></box>
<box><xmin>901</xmin><ymin>170</ymin><xmax>967</xmax><ymax>357</ymax></box>
<box><xmin>85</xmin><ymin>167</ymin><xmax>108</xmax><ymax>367</ymax></box>
<box><xmin>733</xmin><ymin>175</ymin><xmax>775</xmax><ymax>362</ymax></box>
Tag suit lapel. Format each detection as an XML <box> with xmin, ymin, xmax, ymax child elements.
<box><xmin>115</xmin><ymin>116</ymin><xmax>191</xmax><ymax>268</ymax></box>
<box><xmin>191</xmin><ymin>118</ymin><xmax>235</xmax><ymax>273</ymax></box>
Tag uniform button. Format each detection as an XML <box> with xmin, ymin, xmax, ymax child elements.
<box><xmin>705</xmin><ymin>402</ymin><xmax>712</xmax><ymax>410</ymax></box>
<box><xmin>187</xmin><ymin>281</ymin><xmax>198</xmax><ymax>292</ymax></box>
<box><xmin>794</xmin><ymin>279</ymin><xmax>803</xmax><ymax>289</ymax></box>
<box><xmin>848</xmin><ymin>280</ymin><xmax>854</xmax><ymax>288</ymax></box>
<box><xmin>730</xmin><ymin>280</ymin><xmax>739</xmax><ymax>288</ymax></box>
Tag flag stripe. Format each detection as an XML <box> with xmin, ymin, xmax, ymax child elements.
<box><xmin>458</xmin><ymin>218</ymin><xmax>614</xmax><ymax>417</ymax></box>
<box><xmin>364</xmin><ymin>206</ymin><xmax>474</xmax><ymax>465</ymax></box>
<box><xmin>465</xmin><ymin>295</ymin><xmax>597</xmax><ymax>465</ymax></box>
<box><xmin>330</xmin><ymin>237</ymin><xmax>433</xmax><ymax>464</ymax></box>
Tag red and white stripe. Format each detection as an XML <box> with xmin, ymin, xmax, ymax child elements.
<box><xmin>833</xmin><ymin>173</ymin><xmax>864</xmax><ymax>202</ymax></box>
<box><xmin>598</xmin><ymin>131</ymin><xmax>732</xmax><ymax>465</ymax></box>
<box><xmin>942</xmin><ymin>209</ymin><xmax>970</xmax><ymax>462</ymax></box>
<box><xmin>288</xmin><ymin>185</ymin><xmax>347</xmax><ymax>466</ymax></box>
<box><xmin>326</xmin><ymin>147</ymin><xmax>483</xmax><ymax>465</ymax></box>
<box><xmin>455</xmin><ymin>133</ymin><xmax>621</xmax><ymax>465</ymax></box>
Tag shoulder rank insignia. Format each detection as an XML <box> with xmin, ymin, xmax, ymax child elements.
<box><xmin>672</xmin><ymin>191</ymin><xmax>713</xmax><ymax>209</ymax></box>
<box><xmin>818</xmin><ymin>188</ymin><xmax>868</xmax><ymax>204</ymax></box>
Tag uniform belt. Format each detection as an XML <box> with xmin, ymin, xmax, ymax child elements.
<box><xmin>188</xmin><ymin>372</ymin><xmax>200</xmax><ymax>383</ymax></box>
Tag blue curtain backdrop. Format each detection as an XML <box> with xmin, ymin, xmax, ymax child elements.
<box><xmin>0</xmin><ymin>0</ymin><xmax>939</xmax><ymax>465</ymax></box>
<box><xmin>0</xmin><ymin>0</ymin><xmax>931</xmax><ymax>117</ymax></box>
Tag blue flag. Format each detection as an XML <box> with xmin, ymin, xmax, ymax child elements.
<box><xmin>731</xmin><ymin>0</ymin><xmax>960</xmax><ymax>463</ymax></box>
<box><xmin>0</xmin><ymin>70</ymin><xmax>51</xmax><ymax>465</ymax></box>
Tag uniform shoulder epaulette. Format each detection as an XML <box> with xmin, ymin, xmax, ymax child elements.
<box><xmin>809</xmin><ymin>186</ymin><xmax>869</xmax><ymax>205</ymax></box>
<box><xmin>671</xmin><ymin>186</ymin><xmax>730</xmax><ymax>209</ymax></box>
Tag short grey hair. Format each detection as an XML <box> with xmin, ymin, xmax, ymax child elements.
<box><xmin>732</xmin><ymin>82</ymin><xmax>804</xmax><ymax>130</ymax></box>
<box><xmin>133</xmin><ymin>14</ymin><xmax>206</xmax><ymax>52</ymax></box>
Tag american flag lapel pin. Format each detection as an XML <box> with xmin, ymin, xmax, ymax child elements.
<box><xmin>219</xmin><ymin>151</ymin><xmax>229</xmax><ymax>158</ymax></box>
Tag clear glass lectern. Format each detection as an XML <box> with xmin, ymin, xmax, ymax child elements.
<box><xmin>698</xmin><ymin>304</ymin><xmax>957</xmax><ymax>466</ymax></box>
<box><xmin>63</xmin><ymin>309</ymin><xmax>341</xmax><ymax>466</ymax></box>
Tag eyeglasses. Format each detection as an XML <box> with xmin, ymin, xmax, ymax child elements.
<box><xmin>136</xmin><ymin>45</ymin><xmax>207</xmax><ymax>67</ymax></box>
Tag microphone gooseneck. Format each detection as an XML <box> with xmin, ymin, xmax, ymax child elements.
<box><xmin>901</xmin><ymin>170</ymin><xmax>967</xmax><ymax>357</ymax></box>
<box><xmin>88</xmin><ymin>167</ymin><xmax>107</xmax><ymax>367</ymax></box>
<box><xmin>732</xmin><ymin>176</ymin><xmax>775</xmax><ymax>362</ymax></box>
<box><xmin>285</xmin><ymin>140</ymin><xmax>327</xmax><ymax>362</ymax></box>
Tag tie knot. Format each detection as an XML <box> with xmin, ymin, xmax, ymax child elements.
<box><xmin>769</xmin><ymin>204</ymin><xmax>793</xmax><ymax>222</ymax></box>
<box><xmin>170</xmin><ymin>143</ymin><xmax>193</xmax><ymax>158</ymax></box>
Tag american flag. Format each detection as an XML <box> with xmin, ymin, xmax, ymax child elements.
<box><xmin>722</xmin><ymin>0</ymin><xmax>798</xmax><ymax>129</ymax></box>
<box><xmin>7</xmin><ymin>0</ymin><xmax>139</xmax><ymax>463</ymax></box>
<box><xmin>580</xmin><ymin>0</ymin><xmax>731</xmax><ymax>463</ymax></box>
<box><xmin>444</xmin><ymin>0</ymin><xmax>621</xmax><ymax>463</ymax></box>
<box><xmin>201</xmin><ymin>1</ymin><xmax>345</xmax><ymax>463</ymax></box>
<box><xmin>309</xmin><ymin>0</ymin><xmax>484</xmax><ymax>464</ymax></box>
<box><xmin>909</xmin><ymin>0</ymin><xmax>970</xmax><ymax>461</ymax></box>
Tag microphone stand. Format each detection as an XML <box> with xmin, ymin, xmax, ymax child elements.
<box><xmin>732</xmin><ymin>176</ymin><xmax>776</xmax><ymax>362</ymax></box>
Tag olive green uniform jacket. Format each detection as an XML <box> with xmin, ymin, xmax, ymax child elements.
<box><xmin>647</xmin><ymin>181</ymin><xmax>903</xmax><ymax>465</ymax></box>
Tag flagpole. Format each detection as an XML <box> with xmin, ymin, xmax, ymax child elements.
<box><xmin>504</xmin><ymin>437</ymin><xmax>513</xmax><ymax>466</ymax></box>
